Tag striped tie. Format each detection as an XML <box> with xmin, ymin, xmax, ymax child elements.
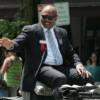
<box><xmin>46</xmin><ymin>29</ymin><xmax>63</xmax><ymax>65</ymax></box>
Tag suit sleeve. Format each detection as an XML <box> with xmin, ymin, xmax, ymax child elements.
<box><xmin>9</xmin><ymin>25</ymin><xmax>33</xmax><ymax>52</ymax></box>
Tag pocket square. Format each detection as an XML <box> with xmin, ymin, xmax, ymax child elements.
<box><xmin>39</xmin><ymin>40</ymin><xmax>46</xmax><ymax>53</ymax></box>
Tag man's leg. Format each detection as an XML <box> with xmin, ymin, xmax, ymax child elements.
<box><xmin>68</xmin><ymin>68</ymin><xmax>94</xmax><ymax>85</ymax></box>
<box><xmin>21</xmin><ymin>91</ymin><xmax>30</xmax><ymax>100</ymax></box>
<box><xmin>21</xmin><ymin>91</ymin><xmax>44</xmax><ymax>100</ymax></box>
<box><xmin>37</xmin><ymin>65</ymin><xmax>67</xmax><ymax>100</ymax></box>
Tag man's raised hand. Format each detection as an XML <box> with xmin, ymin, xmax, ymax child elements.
<box><xmin>0</xmin><ymin>37</ymin><xmax>13</xmax><ymax>49</ymax></box>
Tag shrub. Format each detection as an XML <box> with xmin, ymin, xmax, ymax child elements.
<box><xmin>0</xmin><ymin>18</ymin><xmax>29</xmax><ymax>65</ymax></box>
<box><xmin>0</xmin><ymin>18</ymin><xmax>29</xmax><ymax>39</ymax></box>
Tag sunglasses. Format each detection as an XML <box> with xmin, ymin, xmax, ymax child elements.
<box><xmin>41</xmin><ymin>15</ymin><xmax>56</xmax><ymax>20</ymax></box>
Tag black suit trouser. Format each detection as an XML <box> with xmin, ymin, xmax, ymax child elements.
<box><xmin>37</xmin><ymin>65</ymin><xmax>94</xmax><ymax>100</ymax></box>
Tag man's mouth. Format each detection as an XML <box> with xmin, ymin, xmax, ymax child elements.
<box><xmin>45</xmin><ymin>22</ymin><xmax>51</xmax><ymax>25</ymax></box>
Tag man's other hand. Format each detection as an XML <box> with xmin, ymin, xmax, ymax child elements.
<box><xmin>76</xmin><ymin>63</ymin><xmax>91</xmax><ymax>78</ymax></box>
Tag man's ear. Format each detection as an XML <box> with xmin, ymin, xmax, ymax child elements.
<box><xmin>53</xmin><ymin>15</ymin><xmax>57</xmax><ymax>21</ymax></box>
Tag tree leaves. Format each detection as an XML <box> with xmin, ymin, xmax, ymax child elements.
<box><xmin>0</xmin><ymin>18</ymin><xmax>29</xmax><ymax>39</ymax></box>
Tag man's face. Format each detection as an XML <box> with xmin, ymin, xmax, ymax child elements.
<box><xmin>40</xmin><ymin>6</ymin><xmax>57</xmax><ymax>29</ymax></box>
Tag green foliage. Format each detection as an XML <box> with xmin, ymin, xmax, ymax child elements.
<box><xmin>0</xmin><ymin>18</ymin><xmax>29</xmax><ymax>39</ymax></box>
<box><xmin>0</xmin><ymin>18</ymin><xmax>30</xmax><ymax>65</ymax></box>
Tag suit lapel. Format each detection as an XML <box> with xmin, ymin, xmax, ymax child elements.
<box><xmin>37</xmin><ymin>25</ymin><xmax>63</xmax><ymax>47</ymax></box>
<box><xmin>37</xmin><ymin>24</ymin><xmax>45</xmax><ymax>40</ymax></box>
<box><xmin>54</xmin><ymin>27</ymin><xmax>63</xmax><ymax>46</ymax></box>
<box><xmin>54</xmin><ymin>27</ymin><xmax>64</xmax><ymax>56</ymax></box>
<box><xmin>36</xmin><ymin>24</ymin><xmax>47</xmax><ymax>54</ymax></box>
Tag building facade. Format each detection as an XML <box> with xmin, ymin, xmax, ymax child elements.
<box><xmin>0</xmin><ymin>0</ymin><xmax>20</xmax><ymax>19</ymax></box>
<box><xmin>69</xmin><ymin>0</ymin><xmax>100</xmax><ymax>63</ymax></box>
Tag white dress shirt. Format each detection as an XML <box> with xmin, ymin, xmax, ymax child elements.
<box><xmin>42</xmin><ymin>25</ymin><xmax>63</xmax><ymax>65</ymax></box>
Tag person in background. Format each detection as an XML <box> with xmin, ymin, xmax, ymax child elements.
<box><xmin>0</xmin><ymin>5</ymin><xmax>94</xmax><ymax>100</ymax></box>
<box><xmin>0</xmin><ymin>33</ymin><xmax>9</xmax><ymax>97</ymax></box>
<box><xmin>86</xmin><ymin>52</ymin><xmax>97</xmax><ymax>67</ymax></box>
<box><xmin>0</xmin><ymin>33</ymin><xmax>4</xmax><ymax>67</ymax></box>
<box><xmin>0</xmin><ymin>50</ymin><xmax>22</xmax><ymax>97</ymax></box>
<box><xmin>86</xmin><ymin>52</ymin><xmax>100</xmax><ymax>82</ymax></box>
<box><xmin>0</xmin><ymin>76</ymin><xmax>8</xmax><ymax>97</ymax></box>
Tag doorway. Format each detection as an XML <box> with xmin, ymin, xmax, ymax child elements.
<box><xmin>84</xmin><ymin>17</ymin><xmax>100</xmax><ymax>64</ymax></box>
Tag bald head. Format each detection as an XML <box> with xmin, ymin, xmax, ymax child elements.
<box><xmin>40</xmin><ymin>5</ymin><xmax>57</xmax><ymax>29</ymax></box>
<box><xmin>41</xmin><ymin>5</ymin><xmax>57</xmax><ymax>17</ymax></box>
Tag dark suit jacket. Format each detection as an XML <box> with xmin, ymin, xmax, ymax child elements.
<box><xmin>10</xmin><ymin>23</ymin><xmax>81</xmax><ymax>92</ymax></box>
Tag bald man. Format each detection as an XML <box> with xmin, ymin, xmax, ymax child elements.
<box><xmin>0</xmin><ymin>5</ymin><xmax>94</xmax><ymax>100</ymax></box>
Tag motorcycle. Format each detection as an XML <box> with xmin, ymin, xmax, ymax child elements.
<box><xmin>34</xmin><ymin>81</ymin><xmax>100</xmax><ymax>100</ymax></box>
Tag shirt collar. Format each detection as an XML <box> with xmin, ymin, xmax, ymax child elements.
<box><xmin>41</xmin><ymin>24</ymin><xmax>54</xmax><ymax>33</ymax></box>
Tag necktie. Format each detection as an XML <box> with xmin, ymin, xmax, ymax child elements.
<box><xmin>46</xmin><ymin>29</ymin><xmax>63</xmax><ymax>65</ymax></box>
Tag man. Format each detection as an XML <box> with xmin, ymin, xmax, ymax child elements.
<box><xmin>0</xmin><ymin>5</ymin><xmax>94</xmax><ymax>100</ymax></box>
